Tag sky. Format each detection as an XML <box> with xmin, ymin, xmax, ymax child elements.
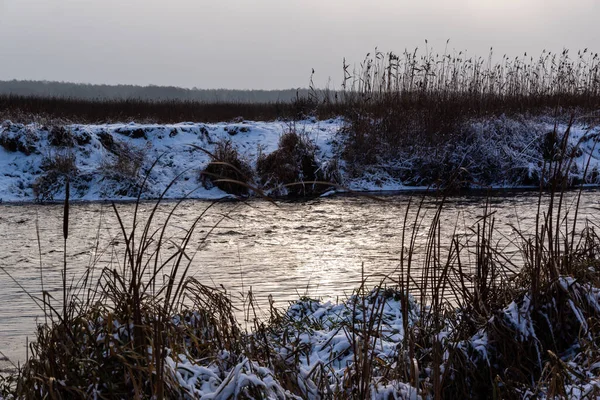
<box><xmin>0</xmin><ymin>0</ymin><xmax>598</xmax><ymax>90</ymax></box>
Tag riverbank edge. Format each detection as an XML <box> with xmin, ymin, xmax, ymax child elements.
<box><xmin>2</xmin><ymin>184</ymin><xmax>600</xmax><ymax>206</ymax></box>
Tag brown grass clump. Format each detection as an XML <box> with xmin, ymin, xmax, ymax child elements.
<box><xmin>101</xmin><ymin>139</ymin><xmax>146</xmax><ymax>179</ymax></box>
<box><xmin>200</xmin><ymin>139</ymin><xmax>254</xmax><ymax>196</ymax></box>
<box><xmin>15</xmin><ymin>281</ymin><xmax>242</xmax><ymax>399</ymax></box>
<box><xmin>257</xmin><ymin>129</ymin><xmax>331</xmax><ymax>196</ymax></box>
<box><xmin>1</xmin><ymin>190</ymin><xmax>249</xmax><ymax>398</ymax></box>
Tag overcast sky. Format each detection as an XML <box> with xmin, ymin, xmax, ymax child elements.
<box><xmin>0</xmin><ymin>0</ymin><xmax>598</xmax><ymax>89</ymax></box>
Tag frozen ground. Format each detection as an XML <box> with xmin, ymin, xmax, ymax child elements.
<box><xmin>0</xmin><ymin>116</ymin><xmax>599</xmax><ymax>202</ymax></box>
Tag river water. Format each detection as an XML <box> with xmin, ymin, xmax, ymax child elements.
<box><xmin>1</xmin><ymin>190</ymin><xmax>599</xmax><ymax>365</ymax></box>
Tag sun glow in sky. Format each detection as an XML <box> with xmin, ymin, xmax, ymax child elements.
<box><xmin>0</xmin><ymin>0</ymin><xmax>597</xmax><ymax>89</ymax></box>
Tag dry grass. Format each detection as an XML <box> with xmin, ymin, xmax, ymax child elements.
<box><xmin>0</xmin><ymin>95</ymin><xmax>330</xmax><ymax>125</ymax></box>
<box><xmin>97</xmin><ymin>139</ymin><xmax>148</xmax><ymax>197</ymax></box>
<box><xmin>1</xmin><ymin>182</ymin><xmax>247</xmax><ymax>398</ymax></box>
<box><xmin>1</xmin><ymin>47</ymin><xmax>600</xmax><ymax>396</ymax></box>
<box><xmin>257</xmin><ymin>128</ymin><xmax>334</xmax><ymax>196</ymax></box>
<box><xmin>3</xmin><ymin>155</ymin><xmax>600</xmax><ymax>398</ymax></box>
<box><xmin>335</xmin><ymin>47</ymin><xmax>600</xmax><ymax>185</ymax></box>
<box><xmin>1</xmin><ymin>49</ymin><xmax>596</xmax><ymax>127</ymax></box>
<box><xmin>32</xmin><ymin>151</ymin><xmax>78</xmax><ymax>201</ymax></box>
<box><xmin>200</xmin><ymin>139</ymin><xmax>254</xmax><ymax>196</ymax></box>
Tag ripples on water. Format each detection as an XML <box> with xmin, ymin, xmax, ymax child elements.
<box><xmin>1</xmin><ymin>190</ymin><xmax>599</xmax><ymax>363</ymax></box>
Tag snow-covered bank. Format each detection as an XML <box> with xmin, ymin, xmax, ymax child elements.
<box><xmin>1</xmin><ymin>116</ymin><xmax>599</xmax><ymax>202</ymax></box>
<box><xmin>0</xmin><ymin>118</ymin><xmax>341</xmax><ymax>202</ymax></box>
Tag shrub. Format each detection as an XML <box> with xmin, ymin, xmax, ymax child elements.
<box><xmin>100</xmin><ymin>140</ymin><xmax>146</xmax><ymax>179</ymax></box>
<box><xmin>257</xmin><ymin>129</ymin><xmax>331</xmax><ymax>196</ymax></box>
<box><xmin>200</xmin><ymin>139</ymin><xmax>253</xmax><ymax>196</ymax></box>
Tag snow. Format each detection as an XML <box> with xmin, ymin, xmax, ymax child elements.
<box><xmin>0</xmin><ymin>118</ymin><xmax>342</xmax><ymax>202</ymax></box>
<box><xmin>159</xmin><ymin>280</ymin><xmax>600</xmax><ymax>398</ymax></box>
<box><xmin>1</xmin><ymin>116</ymin><xmax>599</xmax><ymax>202</ymax></box>
<box><xmin>263</xmin><ymin>289</ymin><xmax>422</xmax><ymax>397</ymax></box>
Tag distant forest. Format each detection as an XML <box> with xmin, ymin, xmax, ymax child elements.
<box><xmin>0</xmin><ymin>80</ymin><xmax>314</xmax><ymax>103</ymax></box>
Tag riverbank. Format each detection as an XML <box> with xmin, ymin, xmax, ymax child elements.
<box><xmin>1</xmin><ymin>114</ymin><xmax>600</xmax><ymax>202</ymax></box>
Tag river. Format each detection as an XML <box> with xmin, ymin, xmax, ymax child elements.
<box><xmin>1</xmin><ymin>190</ymin><xmax>599</xmax><ymax>366</ymax></box>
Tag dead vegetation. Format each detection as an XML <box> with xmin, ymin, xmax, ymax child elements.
<box><xmin>32</xmin><ymin>151</ymin><xmax>78</xmax><ymax>201</ymax></box>
<box><xmin>98</xmin><ymin>138</ymin><xmax>148</xmax><ymax>197</ymax></box>
<box><xmin>200</xmin><ymin>139</ymin><xmax>254</xmax><ymax>196</ymax></box>
<box><xmin>257</xmin><ymin>128</ymin><xmax>332</xmax><ymax>196</ymax></box>
<box><xmin>1</xmin><ymin>46</ymin><xmax>600</xmax><ymax>398</ymax></box>
<box><xmin>2</xmin><ymin>125</ymin><xmax>600</xmax><ymax>398</ymax></box>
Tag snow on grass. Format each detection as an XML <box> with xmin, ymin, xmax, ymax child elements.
<box><xmin>0</xmin><ymin>118</ymin><xmax>341</xmax><ymax>202</ymax></box>
<box><xmin>162</xmin><ymin>289</ymin><xmax>424</xmax><ymax>399</ymax></box>
<box><xmin>3</xmin><ymin>280</ymin><xmax>600</xmax><ymax>398</ymax></box>
<box><xmin>0</xmin><ymin>116</ymin><xmax>599</xmax><ymax>202</ymax></box>
<box><xmin>161</xmin><ymin>280</ymin><xmax>600</xmax><ymax>399</ymax></box>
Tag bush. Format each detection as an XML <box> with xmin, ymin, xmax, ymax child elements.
<box><xmin>100</xmin><ymin>140</ymin><xmax>146</xmax><ymax>179</ymax></box>
<box><xmin>257</xmin><ymin>130</ymin><xmax>331</xmax><ymax>196</ymax></box>
<box><xmin>200</xmin><ymin>139</ymin><xmax>253</xmax><ymax>196</ymax></box>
